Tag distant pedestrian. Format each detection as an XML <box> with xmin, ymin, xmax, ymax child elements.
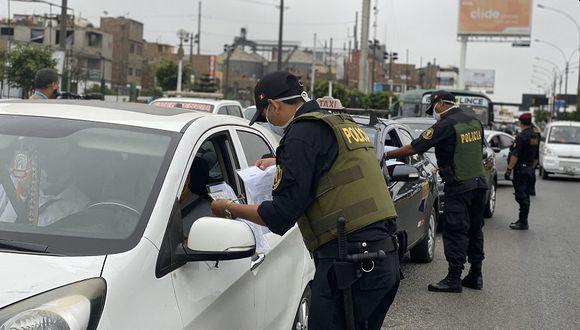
<box><xmin>505</xmin><ymin>113</ymin><xmax>539</xmax><ymax>230</ymax></box>
<box><xmin>30</xmin><ymin>68</ymin><xmax>59</xmax><ymax>100</ymax></box>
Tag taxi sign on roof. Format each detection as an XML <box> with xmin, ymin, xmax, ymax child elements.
<box><xmin>317</xmin><ymin>96</ymin><xmax>344</xmax><ymax>110</ymax></box>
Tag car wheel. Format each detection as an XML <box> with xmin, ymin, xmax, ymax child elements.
<box><xmin>410</xmin><ymin>205</ymin><xmax>436</xmax><ymax>263</ymax></box>
<box><xmin>292</xmin><ymin>285</ymin><xmax>311</xmax><ymax>330</ymax></box>
<box><xmin>541</xmin><ymin>167</ymin><xmax>550</xmax><ymax>180</ymax></box>
<box><xmin>484</xmin><ymin>180</ymin><xmax>496</xmax><ymax>218</ymax></box>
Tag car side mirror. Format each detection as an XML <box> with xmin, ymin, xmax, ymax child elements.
<box><xmin>391</xmin><ymin>164</ymin><xmax>420</xmax><ymax>182</ymax></box>
<box><xmin>182</xmin><ymin>217</ymin><xmax>256</xmax><ymax>262</ymax></box>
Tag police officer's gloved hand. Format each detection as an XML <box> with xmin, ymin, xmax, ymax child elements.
<box><xmin>504</xmin><ymin>169</ymin><xmax>512</xmax><ymax>181</ymax></box>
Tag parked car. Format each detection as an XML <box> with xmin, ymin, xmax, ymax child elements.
<box><xmin>0</xmin><ymin>100</ymin><xmax>313</xmax><ymax>330</ymax></box>
<box><xmin>394</xmin><ymin>117</ymin><xmax>497</xmax><ymax>219</ymax></box>
<box><xmin>243</xmin><ymin>106</ymin><xmax>284</xmax><ymax>139</ymax></box>
<box><xmin>350</xmin><ymin>114</ymin><xmax>439</xmax><ymax>263</ymax></box>
<box><xmin>485</xmin><ymin>130</ymin><xmax>515</xmax><ymax>181</ymax></box>
<box><xmin>150</xmin><ymin>97</ymin><xmax>244</xmax><ymax>118</ymax></box>
<box><xmin>539</xmin><ymin>121</ymin><xmax>580</xmax><ymax>179</ymax></box>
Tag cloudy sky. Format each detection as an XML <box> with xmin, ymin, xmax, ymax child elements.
<box><xmin>4</xmin><ymin>0</ymin><xmax>579</xmax><ymax>102</ymax></box>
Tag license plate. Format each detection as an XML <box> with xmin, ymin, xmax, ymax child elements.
<box><xmin>564</xmin><ymin>167</ymin><xmax>576</xmax><ymax>174</ymax></box>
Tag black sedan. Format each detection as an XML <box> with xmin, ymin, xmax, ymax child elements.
<box><xmin>351</xmin><ymin>115</ymin><xmax>440</xmax><ymax>263</ymax></box>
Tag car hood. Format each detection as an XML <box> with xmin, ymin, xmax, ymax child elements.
<box><xmin>545</xmin><ymin>144</ymin><xmax>580</xmax><ymax>158</ymax></box>
<box><xmin>0</xmin><ymin>252</ymin><xmax>105</xmax><ymax>307</ymax></box>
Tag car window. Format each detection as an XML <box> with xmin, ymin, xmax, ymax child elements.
<box><xmin>498</xmin><ymin>135</ymin><xmax>513</xmax><ymax>149</ymax></box>
<box><xmin>237</xmin><ymin>131</ymin><xmax>274</xmax><ymax>165</ymax></box>
<box><xmin>227</xmin><ymin>105</ymin><xmax>243</xmax><ymax>118</ymax></box>
<box><xmin>548</xmin><ymin>126</ymin><xmax>580</xmax><ymax>145</ymax></box>
<box><xmin>180</xmin><ymin>131</ymin><xmax>243</xmax><ymax>234</ymax></box>
<box><xmin>489</xmin><ymin>135</ymin><xmax>501</xmax><ymax>149</ymax></box>
<box><xmin>217</xmin><ymin>106</ymin><xmax>228</xmax><ymax>115</ymax></box>
<box><xmin>398</xmin><ymin>128</ymin><xmax>420</xmax><ymax>164</ymax></box>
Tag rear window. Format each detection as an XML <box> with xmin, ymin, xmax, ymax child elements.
<box><xmin>152</xmin><ymin>101</ymin><xmax>214</xmax><ymax>112</ymax></box>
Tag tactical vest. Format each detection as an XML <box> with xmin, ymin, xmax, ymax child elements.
<box><xmin>289</xmin><ymin>112</ymin><xmax>398</xmax><ymax>252</ymax></box>
<box><xmin>451</xmin><ymin>119</ymin><xmax>485</xmax><ymax>181</ymax></box>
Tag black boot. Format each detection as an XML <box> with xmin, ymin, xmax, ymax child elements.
<box><xmin>428</xmin><ymin>271</ymin><xmax>462</xmax><ymax>293</ymax></box>
<box><xmin>462</xmin><ymin>264</ymin><xmax>483</xmax><ymax>290</ymax></box>
<box><xmin>509</xmin><ymin>221</ymin><xmax>529</xmax><ymax>230</ymax></box>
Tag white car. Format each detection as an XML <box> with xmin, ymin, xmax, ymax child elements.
<box><xmin>485</xmin><ymin>130</ymin><xmax>515</xmax><ymax>181</ymax></box>
<box><xmin>151</xmin><ymin>97</ymin><xmax>244</xmax><ymax>118</ymax></box>
<box><xmin>540</xmin><ymin>121</ymin><xmax>580</xmax><ymax>179</ymax></box>
<box><xmin>0</xmin><ymin>100</ymin><xmax>313</xmax><ymax>330</ymax></box>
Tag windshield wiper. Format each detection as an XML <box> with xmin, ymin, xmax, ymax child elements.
<box><xmin>0</xmin><ymin>239</ymin><xmax>63</xmax><ymax>255</ymax></box>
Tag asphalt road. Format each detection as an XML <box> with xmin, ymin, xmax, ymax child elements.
<box><xmin>383</xmin><ymin>176</ymin><xmax>580</xmax><ymax>329</ymax></box>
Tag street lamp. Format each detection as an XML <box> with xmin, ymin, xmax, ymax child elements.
<box><xmin>537</xmin><ymin>3</ymin><xmax>580</xmax><ymax>111</ymax></box>
<box><xmin>176</xmin><ymin>29</ymin><xmax>189</xmax><ymax>93</ymax></box>
<box><xmin>534</xmin><ymin>38</ymin><xmax>575</xmax><ymax>94</ymax></box>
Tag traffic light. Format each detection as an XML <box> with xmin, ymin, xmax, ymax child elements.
<box><xmin>391</xmin><ymin>52</ymin><xmax>398</xmax><ymax>61</ymax></box>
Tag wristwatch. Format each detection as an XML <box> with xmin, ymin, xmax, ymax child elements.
<box><xmin>224</xmin><ymin>200</ymin><xmax>234</xmax><ymax>219</ymax></box>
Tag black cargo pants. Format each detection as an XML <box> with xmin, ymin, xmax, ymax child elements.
<box><xmin>441</xmin><ymin>188</ymin><xmax>487</xmax><ymax>272</ymax></box>
<box><xmin>513</xmin><ymin>165</ymin><xmax>533</xmax><ymax>224</ymax></box>
<box><xmin>309</xmin><ymin>247</ymin><xmax>400</xmax><ymax>330</ymax></box>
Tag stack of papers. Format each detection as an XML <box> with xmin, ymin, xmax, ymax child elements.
<box><xmin>207</xmin><ymin>181</ymin><xmax>270</xmax><ymax>250</ymax></box>
<box><xmin>236</xmin><ymin>165</ymin><xmax>276</xmax><ymax>205</ymax></box>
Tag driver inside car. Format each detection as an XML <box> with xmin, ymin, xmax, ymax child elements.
<box><xmin>0</xmin><ymin>148</ymin><xmax>89</xmax><ymax>226</ymax></box>
<box><xmin>180</xmin><ymin>157</ymin><xmax>213</xmax><ymax>239</ymax></box>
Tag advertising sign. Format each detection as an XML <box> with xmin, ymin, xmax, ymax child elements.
<box><xmin>464</xmin><ymin>69</ymin><xmax>495</xmax><ymax>89</ymax></box>
<box><xmin>458</xmin><ymin>0</ymin><xmax>532</xmax><ymax>37</ymax></box>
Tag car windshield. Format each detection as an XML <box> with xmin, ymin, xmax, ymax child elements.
<box><xmin>361</xmin><ymin>126</ymin><xmax>379</xmax><ymax>145</ymax></box>
<box><xmin>548</xmin><ymin>126</ymin><xmax>580</xmax><ymax>145</ymax></box>
<box><xmin>0</xmin><ymin>116</ymin><xmax>177</xmax><ymax>256</ymax></box>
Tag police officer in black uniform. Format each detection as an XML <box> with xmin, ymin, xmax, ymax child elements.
<box><xmin>528</xmin><ymin>123</ymin><xmax>541</xmax><ymax>196</ymax></box>
<box><xmin>211</xmin><ymin>72</ymin><xmax>400</xmax><ymax>329</ymax></box>
<box><xmin>505</xmin><ymin>113</ymin><xmax>539</xmax><ymax>230</ymax></box>
<box><xmin>385</xmin><ymin>91</ymin><xmax>487</xmax><ymax>293</ymax></box>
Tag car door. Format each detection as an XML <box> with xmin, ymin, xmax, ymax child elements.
<box><xmin>497</xmin><ymin>134</ymin><xmax>514</xmax><ymax>176</ymax></box>
<box><xmin>232</xmin><ymin>127</ymin><xmax>309</xmax><ymax>330</ymax></box>
<box><xmin>396</xmin><ymin>126</ymin><xmax>429</xmax><ymax>245</ymax></box>
<box><xmin>170</xmin><ymin>127</ymin><xmax>257</xmax><ymax>330</ymax></box>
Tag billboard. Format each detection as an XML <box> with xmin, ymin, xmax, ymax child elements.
<box><xmin>458</xmin><ymin>0</ymin><xmax>532</xmax><ymax>37</ymax></box>
<box><xmin>464</xmin><ymin>69</ymin><xmax>495</xmax><ymax>90</ymax></box>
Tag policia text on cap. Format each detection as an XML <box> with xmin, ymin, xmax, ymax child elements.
<box><xmin>385</xmin><ymin>90</ymin><xmax>487</xmax><ymax>293</ymax></box>
<box><xmin>211</xmin><ymin>71</ymin><xmax>401</xmax><ymax>330</ymax></box>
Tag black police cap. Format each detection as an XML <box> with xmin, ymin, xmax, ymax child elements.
<box><xmin>250</xmin><ymin>71</ymin><xmax>304</xmax><ymax>125</ymax></box>
<box><xmin>34</xmin><ymin>68</ymin><xmax>59</xmax><ymax>89</ymax></box>
<box><xmin>426</xmin><ymin>90</ymin><xmax>456</xmax><ymax>115</ymax></box>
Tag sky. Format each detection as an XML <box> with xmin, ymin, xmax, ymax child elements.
<box><xmin>3</xmin><ymin>0</ymin><xmax>580</xmax><ymax>103</ymax></box>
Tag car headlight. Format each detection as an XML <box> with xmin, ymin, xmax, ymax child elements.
<box><xmin>0</xmin><ymin>278</ymin><xmax>106</xmax><ymax>330</ymax></box>
<box><xmin>544</xmin><ymin>147</ymin><xmax>553</xmax><ymax>156</ymax></box>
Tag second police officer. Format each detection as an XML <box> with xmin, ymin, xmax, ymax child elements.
<box><xmin>210</xmin><ymin>71</ymin><xmax>401</xmax><ymax>329</ymax></box>
<box><xmin>505</xmin><ymin>113</ymin><xmax>539</xmax><ymax>230</ymax></box>
<box><xmin>385</xmin><ymin>91</ymin><xmax>487</xmax><ymax>293</ymax></box>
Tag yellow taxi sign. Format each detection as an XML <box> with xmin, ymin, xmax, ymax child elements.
<box><xmin>317</xmin><ymin>96</ymin><xmax>344</xmax><ymax>110</ymax></box>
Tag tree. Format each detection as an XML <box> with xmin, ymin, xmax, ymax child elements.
<box><xmin>193</xmin><ymin>74</ymin><xmax>217</xmax><ymax>93</ymax></box>
<box><xmin>155</xmin><ymin>60</ymin><xmax>192</xmax><ymax>91</ymax></box>
<box><xmin>6</xmin><ymin>45</ymin><xmax>57</xmax><ymax>98</ymax></box>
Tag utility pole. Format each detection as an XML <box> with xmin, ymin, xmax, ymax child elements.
<box><xmin>189</xmin><ymin>33</ymin><xmax>194</xmax><ymax>64</ymax></box>
<box><xmin>59</xmin><ymin>0</ymin><xmax>68</xmax><ymax>92</ymax></box>
<box><xmin>277</xmin><ymin>0</ymin><xmax>284</xmax><ymax>71</ymax></box>
<box><xmin>354</xmin><ymin>12</ymin><xmax>358</xmax><ymax>51</ymax></box>
<box><xmin>310</xmin><ymin>33</ymin><xmax>316</xmax><ymax>97</ymax></box>
<box><xmin>197</xmin><ymin>1</ymin><xmax>201</xmax><ymax>55</ymax></box>
<box><xmin>177</xmin><ymin>29</ymin><xmax>188</xmax><ymax>93</ymax></box>
<box><xmin>329</xmin><ymin>38</ymin><xmax>333</xmax><ymax>82</ymax></box>
<box><xmin>358</xmin><ymin>0</ymin><xmax>370</xmax><ymax>93</ymax></box>
<box><xmin>458</xmin><ymin>36</ymin><xmax>467</xmax><ymax>90</ymax></box>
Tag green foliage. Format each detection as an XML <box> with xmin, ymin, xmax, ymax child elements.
<box><xmin>312</xmin><ymin>81</ymin><xmax>397</xmax><ymax>113</ymax></box>
<box><xmin>6</xmin><ymin>45</ymin><xmax>57</xmax><ymax>98</ymax></box>
<box><xmin>141</xmin><ymin>86</ymin><xmax>164</xmax><ymax>98</ymax></box>
<box><xmin>155</xmin><ymin>60</ymin><xmax>192</xmax><ymax>91</ymax></box>
<box><xmin>85</xmin><ymin>84</ymin><xmax>114</xmax><ymax>95</ymax></box>
<box><xmin>193</xmin><ymin>74</ymin><xmax>217</xmax><ymax>93</ymax></box>
<box><xmin>556</xmin><ymin>110</ymin><xmax>580</xmax><ymax>122</ymax></box>
<box><xmin>533</xmin><ymin>109</ymin><xmax>550</xmax><ymax>126</ymax></box>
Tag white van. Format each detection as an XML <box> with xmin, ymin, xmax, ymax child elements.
<box><xmin>539</xmin><ymin>121</ymin><xmax>580</xmax><ymax>179</ymax></box>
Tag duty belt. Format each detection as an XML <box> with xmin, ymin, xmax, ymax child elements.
<box><xmin>517</xmin><ymin>162</ymin><xmax>533</xmax><ymax>168</ymax></box>
<box><xmin>315</xmin><ymin>235</ymin><xmax>399</xmax><ymax>260</ymax></box>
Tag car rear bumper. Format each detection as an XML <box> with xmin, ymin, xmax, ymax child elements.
<box><xmin>542</xmin><ymin>157</ymin><xmax>580</xmax><ymax>176</ymax></box>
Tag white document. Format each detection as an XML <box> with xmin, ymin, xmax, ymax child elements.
<box><xmin>207</xmin><ymin>181</ymin><xmax>270</xmax><ymax>250</ymax></box>
<box><xmin>383</xmin><ymin>146</ymin><xmax>405</xmax><ymax>167</ymax></box>
<box><xmin>236</xmin><ymin>165</ymin><xmax>276</xmax><ymax>205</ymax></box>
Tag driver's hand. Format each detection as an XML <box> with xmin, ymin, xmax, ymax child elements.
<box><xmin>255</xmin><ymin>158</ymin><xmax>276</xmax><ymax>170</ymax></box>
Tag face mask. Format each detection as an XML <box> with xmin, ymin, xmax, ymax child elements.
<box><xmin>265</xmin><ymin>102</ymin><xmax>301</xmax><ymax>128</ymax></box>
<box><xmin>432</xmin><ymin>102</ymin><xmax>458</xmax><ymax>121</ymax></box>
